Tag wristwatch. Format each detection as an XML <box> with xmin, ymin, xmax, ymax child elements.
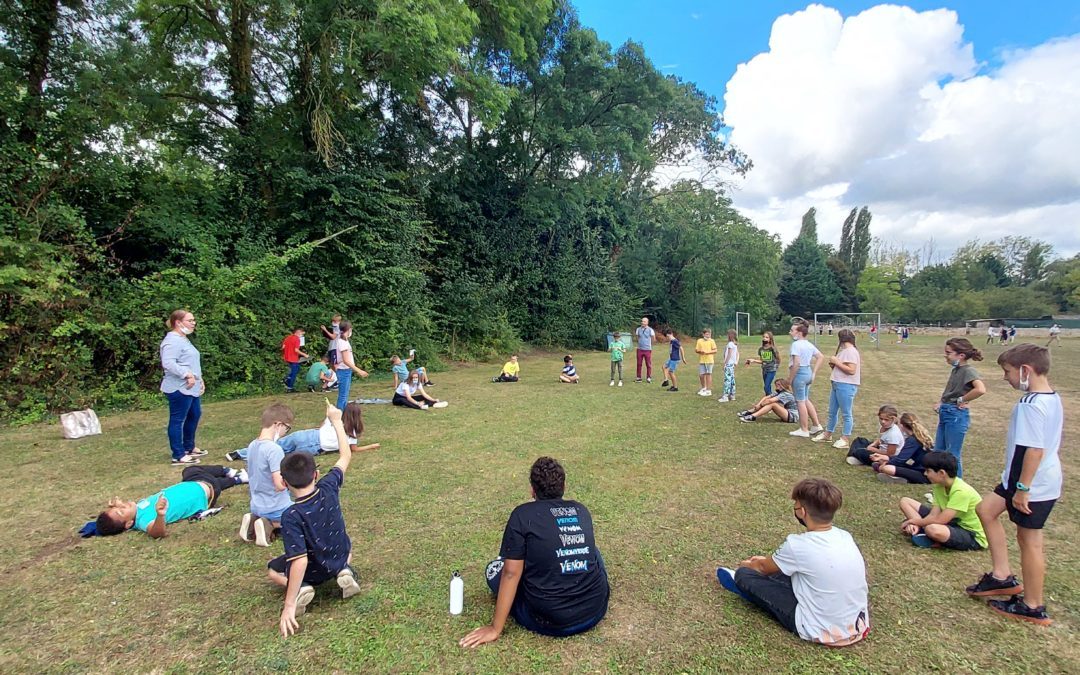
<box><xmin>955</xmin><ymin>396</ymin><xmax>965</xmax><ymax>405</ymax></box>
<box><xmin>1015</xmin><ymin>482</ymin><xmax>1030</xmax><ymax>492</ymax></box>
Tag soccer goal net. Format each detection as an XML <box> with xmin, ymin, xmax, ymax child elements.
<box><xmin>812</xmin><ymin>312</ymin><xmax>882</xmax><ymax>348</ymax></box>
<box><xmin>735</xmin><ymin>312</ymin><xmax>750</xmax><ymax>338</ymax></box>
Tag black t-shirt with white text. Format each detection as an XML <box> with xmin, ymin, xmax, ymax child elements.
<box><xmin>499</xmin><ymin>499</ymin><xmax>609</xmax><ymax>627</ymax></box>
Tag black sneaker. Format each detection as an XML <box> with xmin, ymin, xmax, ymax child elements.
<box><xmin>635</xmin><ymin>378</ymin><xmax>642</xmax><ymax>383</ymax></box>
<box><xmin>224</xmin><ymin>451</ymin><xmax>243</xmax><ymax>462</ymax></box>
<box><xmin>661</xmin><ymin>380</ymin><xmax>670</xmax><ymax>388</ymax></box>
<box><xmin>668</xmin><ymin>387</ymin><xmax>678</xmax><ymax>392</ymax></box>
<box><xmin>285</xmin><ymin>387</ymin><xmax>296</xmax><ymax>394</ymax></box>
<box><xmin>308</xmin><ymin>385</ymin><xmax>316</xmax><ymax>393</ymax></box>
<box><xmin>425</xmin><ymin>381</ymin><xmax>435</xmax><ymax>387</ymax></box>
<box><xmin>966</xmin><ymin>572</ymin><xmax>1024</xmax><ymax>597</ymax></box>
<box><xmin>988</xmin><ymin>595</ymin><xmax>1052</xmax><ymax>626</ymax></box>
<box><xmin>739</xmin><ymin>415</ymin><xmax>755</xmax><ymax>423</ymax></box>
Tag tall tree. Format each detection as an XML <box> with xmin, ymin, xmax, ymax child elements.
<box><xmin>838</xmin><ymin>207</ymin><xmax>857</xmax><ymax>266</ymax></box>
<box><xmin>778</xmin><ymin>234</ymin><xmax>844</xmax><ymax>318</ymax></box>
<box><xmin>850</xmin><ymin>206</ymin><xmax>872</xmax><ymax>281</ymax></box>
<box><xmin>799</xmin><ymin>207</ymin><xmax>818</xmax><ymax>241</ymax></box>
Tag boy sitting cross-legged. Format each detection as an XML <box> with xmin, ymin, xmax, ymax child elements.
<box><xmin>898</xmin><ymin>452</ymin><xmax>986</xmax><ymax>550</ymax></box>
<box><xmin>271</xmin><ymin>401</ymin><xmax>378</xmax><ymax>637</ymax></box>
<box><xmin>716</xmin><ymin>478</ymin><xmax>870</xmax><ymax>646</ymax></box>
<box><xmin>96</xmin><ymin>465</ymin><xmax>248</xmax><ymax>538</ymax></box>
<box><xmin>965</xmin><ymin>344</ymin><xmax>1063</xmax><ymax>626</ymax></box>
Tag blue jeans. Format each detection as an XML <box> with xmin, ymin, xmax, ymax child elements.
<box><xmin>165</xmin><ymin>391</ymin><xmax>201</xmax><ymax>460</ymax></box>
<box><xmin>792</xmin><ymin>366</ymin><xmax>812</xmax><ymax>401</ymax></box>
<box><xmin>935</xmin><ymin>403</ymin><xmax>970</xmax><ymax>477</ymax></box>
<box><xmin>827</xmin><ymin>382</ymin><xmax>858</xmax><ymax>437</ymax></box>
<box><xmin>234</xmin><ymin>428</ymin><xmax>323</xmax><ymax>460</ymax></box>
<box><xmin>336</xmin><ymin>369</ymin><xmax>352</xmax><ymax>410</ymax></box>
<box><xmin>762</xmin><ymin>369</ymin><xmax>776</xmax><ymax>396</ymax></box>
<box><xmin>284</xmin><ymin>362</ymin><xmax>301</xmax><ymax>388</ymax></box>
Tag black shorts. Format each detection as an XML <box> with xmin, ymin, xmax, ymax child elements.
<box><xmin>267</xmin><ymin>555</ymin><xmax>335</xmax><ymax>586</ymax></box>
<box><xmin>993</xmin><ymin>484</ymin><xmax>1056</xmax><ymax>530</ymax></box>
<box><xmin>917</xmin><ymin>505</ymin><xmax>983</xmax><ymax>551</ymax></box>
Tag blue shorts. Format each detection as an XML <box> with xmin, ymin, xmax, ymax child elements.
<box><xmin>792</xmin><ymin>367</ymin><xmax>813</xmax><ymax>401</ymax></box>
<box><xmin>665</xmin><ymin>359</ymin><xmax>679</xmax><ymax>372</ymax></box>
<box><xmin>253</xmin><ymin>507</ymin><xmax>289</xmax><ymax>523</ymax></box>
<box><xmin>698</xmin><ymin>364</ymin><xmax>714</xmax><ymax>374</ymax></box>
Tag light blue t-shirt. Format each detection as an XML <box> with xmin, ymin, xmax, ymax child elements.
<box><xmin>246</xmin><ymin>439</ymin><xmax>293</xmax><ymax>518</ymax></box>
<box><xmin>392</xmin><ymin>362</ymin><xmax>409</xmax><ymax>381</ymax></box>
<box><xmin>636</xmin><ymin>326</ymin><xmax>655</xmax><ymax>350</ymax></box>
<box><xmin>133</xmin><ymin>481</ymin><xmax>209</xmax><ymax>531</ymax></box>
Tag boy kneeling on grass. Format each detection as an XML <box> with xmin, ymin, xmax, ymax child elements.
<box><xmin>716</xmin><ymin>478</ymin><xmax>870</xmax><ymax>647</ymax></box>
<box><xmin>964</xmin><ymin>344</ymin><xmax>1062</xmax><ymax>626</ymax></box>
<box><xmin>271</xmin><ymin>402</ymin><xmax>379</xmax><ymax>637</ymax></box>
<box><xmin>96</xmin><ymin>466</ymin><xmax>248</xmax><ymax>538</ymax></box>
<box><xmin>897</xmin><ymin>451</ymin><xmax>986</xmax><ymax>550</ymax></box>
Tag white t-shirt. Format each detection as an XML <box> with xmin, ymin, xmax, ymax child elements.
<box><xmin>332</xmin><ymin>337</ymin><xmax>352</xmax><ymax>371</ymax></box>
<box><xmin>395</xmin><ymin>381</ymin><xmax>421</xmax><ymax>397</ymax></box>
<box><xmin>1049</xmin><ymin>325</ymin><xmax>1060</xmax><ymax>335</ymax></box>
<box><xmin>789</xmin><ymin>339</ymin><xmax>819</xmax><ymax>368</ymax></box>
<box><xmin>317</xmin><ymin>418</ymin><xmax>358</xmax><ymax>452</ymax></box>
<box><xmin>772</xmin><ymin>527</ymin><xmax>870</xmax><ymax>646</ymax></box>
<box><xmin>1002</xmin><ymin>392</ymin><xmax>1063</xmax><ymax>501</ymax></box>
<box><xmin>879</xmin><ymin>424</ymin><xmax>904</xmax><ymax>449</ymax></box>
<box><xmin>724</xmin><ymin>341</ymin><xmax>739</xmax><ymax>366</ymax></box>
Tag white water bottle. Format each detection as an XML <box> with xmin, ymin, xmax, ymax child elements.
<box><xmin>449</xmin><ymin>571</ymin><xmax>464</xmax><ymax>615</ymax></box>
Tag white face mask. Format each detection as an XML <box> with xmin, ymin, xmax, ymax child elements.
<box><xmin>299</xmin><ymin>336</ymin><xmax>306</xmax><ymax>347</ymax></box>
<box><xmin>1018</xmin><ymin>366</ymin><xmax>1030</xmax><ymax>392</ymax></box>
<box><xmin>179</xmin><ymin>325</ymin><xmax>192</xmax><ymax>335</ymax></box>
<box><xmin>272</xmin><ymin>432</ymin><xmax>282</xmax><ymax>442</ymax></box>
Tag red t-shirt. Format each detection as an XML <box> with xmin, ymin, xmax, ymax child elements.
<box><xmin>282</xmin><ymin>334</ymin><xmax>301</xmax><ymax>363</ymax></box>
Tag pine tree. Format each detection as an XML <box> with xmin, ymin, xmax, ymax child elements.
<box><xmin>778</xmin><ymin>231</ymin><xmax>845</xmax><ymax>318</ymax></box>
<box><xmin>839</xmin><ymin>207</ymin><xmax>857</xmax><ymax>266</ymax></box>
<box><xmin>851</xmin><ymin>206</ymin><xmax>872</xmax><ymax>281</ymax></box>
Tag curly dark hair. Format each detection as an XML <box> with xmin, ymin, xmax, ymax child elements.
<box><xmin>530</xmin><ymin>456</ymin><xmax>566</xmax><ymax>500</ymax></box>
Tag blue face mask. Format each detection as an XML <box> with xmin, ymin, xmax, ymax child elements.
<box><xmin>951</xmin><ymin>359</ymin><xmax>961</xmax><ymax>368</ymax></box>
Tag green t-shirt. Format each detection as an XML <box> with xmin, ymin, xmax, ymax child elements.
<box><xmin>932</xmin><ymin>478</ymin><xmax>987</xmax><ymax>548</ymax></box>
<box><xmin>610</xmin><ymin>342</ymin><xmax>626</xmax><ymax>362</ymax></box>
<box><xmin>133</xmin><ymin>481</ymin><xmax>210</xmax><ymax>532</ymax></box>
<box><xmin>305</xmin><ymin>361</ymin><xmax>331</xmax><ymax>385</ymax></box>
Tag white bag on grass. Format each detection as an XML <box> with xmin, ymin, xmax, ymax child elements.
<box><xmin>60</xmin><ymin>409</ymin><xmax>102</xmax><ymax>439</ymax></box>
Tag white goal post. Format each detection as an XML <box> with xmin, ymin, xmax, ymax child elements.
<box><xmin>735</xmin><ymin>312</ymin><xmax>750</xmax><ymax>338</ymax></box>
<box><xmin>812</xmin><ymin>312</ymin><xmax>882</xmax><ymax>349</ymax></box>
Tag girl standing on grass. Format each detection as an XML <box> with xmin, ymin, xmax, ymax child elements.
<box><xmin>717</xmin><ymin>330</ymin><xmax>739</xmax><ymax>402</ymax></box>
<box><xmin>786</xmin><ymin>322</ymin><xmax>824</xmax><ymax>438</ymax></box>
<box><xmin>332</xmin><ymin>320</ymin><xmax>369</xmax><ymax>410</ymax></box>
<box><xmin>744</xmin><ymin>331</ymin><xmax>780</xmax><ymax>395</ymax></box>
<box><xmin>934</xmin><ymin>338</ymin><xmax>986</xmax><ymax>477</ymax></box>
<box><xmin>812</xmin><ymin>329</ymin><xmax>861</xmax><ymax>450</ymax></box>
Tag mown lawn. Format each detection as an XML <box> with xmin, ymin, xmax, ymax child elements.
<box><xmin>0</xmin><ymin>336</ymin><xmax>1076</xmax><ymax>673</ymax></box>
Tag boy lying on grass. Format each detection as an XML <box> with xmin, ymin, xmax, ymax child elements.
<box><xmin>96</xmin><ymin>466</ymin><xmax>248</xmax><ymax>538</ymax></box>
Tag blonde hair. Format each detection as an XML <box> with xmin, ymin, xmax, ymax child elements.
<box><xmin>900</xmin><ymin>412</ymin><xmax>933</xmax><ymax>449</ymax></box>
<box><xmin>877</xmin><ymin>404</ymin><xmax>899</xmax><ymax>423</ymax></box>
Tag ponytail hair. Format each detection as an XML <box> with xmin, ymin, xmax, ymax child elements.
<box><xmin>835</xmin><ymin>328</ymin><xmax>857</xmax><ymax>355</ymax></box>
<box><xmin>900</xmin><ymin>412</ymin><xmax>933</xmax><ymax>449</ymax></box>
<box><xmin>166</xmin><ymin>309</ymin><xmax>190</xmax><ymax>330</ymax></box>
<box><xmin>945</xmin><ymin>337</ymin><xmax>983</xmax><ymax>362</ymax></box>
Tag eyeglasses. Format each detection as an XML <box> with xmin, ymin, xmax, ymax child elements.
<box><xmin>279</xmin><ymin>422</ymin><xmax>292</xmax><ymax>434</ymax></box>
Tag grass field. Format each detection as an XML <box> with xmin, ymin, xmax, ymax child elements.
<box><xmin>1</xmin><ymin>336</ymin><xmax>1076</xmax><ymax>673</ymax></box>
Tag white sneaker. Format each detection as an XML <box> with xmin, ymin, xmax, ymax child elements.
<box><xmin>788</xmin><ymin>429</ymin><xmax>811</xmax><ymax>438</ymax></box>
<box><xmin>697</xmin><ymin>388</ymin><xmax>705</xmax><ymax>395</ymax></box>
<box><xmin>294</xmin><ymin>584</ymin><xmax>316</xmax><ymax>616</ymax></box>
<box><xmin>846</xmin><ymin>456</ymin><xmax>863</xmax><ymax>465</ymax></box>
<box><xmin>337</xmin><ymin>566</ymin><xmax>362</xmax><ymax>599</ymax></box>
<box><xmin>808</xmin><ymin>425</ymin><xmax>824</xmax><ymax>434</ymax></box>
<box><xmin>239</xmin><ymin>513</ymin><xmax>255</xmax><ymax>542</ymax></box>
<box><xmin>704</xmin><ymin>389</ymin><xmax>712</xmax><ymax>396</ymax></box>
<box><xmin>610</xmin><ymin>380</ymin><xmax>615</xmax><ymax>387</ymax></box>
<box><xmin>254</xmin><ymin>517</ymin><xmax>274</xmax><ymax>547</ymax></box>
<box><xmin>717</xmin><ymin>396</ymin><xmax>731</xmax><ymax>403</ymax></box>
<box><xmin>618</xmin><ymin>381</ymin><xmax>623</xmax><ymax>387</ymax></box>
<box><xmin>924</xmin><ymin>492</ymin><xmax>934</xmax><ymax>504</ymax></box>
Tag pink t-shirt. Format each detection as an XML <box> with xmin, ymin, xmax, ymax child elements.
<box><xmin>830</xmin><ymin>345</ymin><xmax>861</xmax><ymax>385</ymax></box>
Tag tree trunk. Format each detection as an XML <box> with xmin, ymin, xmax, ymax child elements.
<box><xmin>228</xmin><ymin>0</ymin><xmax>254</xmax><ymax>136</ymax></box>
<box><xmin>18</xmin><ymin>0</ymin><xmax>60</xmax><ymax>147</ymax></box>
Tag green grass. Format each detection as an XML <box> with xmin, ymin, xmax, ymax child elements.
<box><xmin>0</xmin><ymin>337</ymin><xmax>1077</xmax><ymax>673</ymax></box>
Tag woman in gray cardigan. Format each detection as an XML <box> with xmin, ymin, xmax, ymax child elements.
<box><xmin>160</xmin><ymin>309</ymin><xmax>208</xmax><ymax>466</ymax></box>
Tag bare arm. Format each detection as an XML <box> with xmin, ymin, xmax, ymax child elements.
<box><xmin>341</xmin><ymin>348</ymin><xmax>368</xmax><ymax>377</ymax></box>
<box><xmin>738</xmin><ymin>555</ymin><xmax>781</xmax><ymax>576</ymax></box>
<box><xmin>279</xmin><ymin>555</ymin><xmax>309</xmax><ymax>637</ymax></box>
<box><xmin>272</xmin><ymin>471</ymin><xmax>287</xmax><ymax>492</ymax></box>
<box><xmin>325</xmin><ymin>404</ymin><xmax>354</xmax><ymax>474</ymax></box>
<box><xmin>460</xmin><ymin>558</ymin><xmax>524</xmax><ymax>647</ymax></box>
<box><xmin>958</xmin><ymin>379</ymin><xmax>986</xmax><ymax>408</ymax></box>
<box><xmin>1011</xmin><ymin>447</ymin><xmax>1046</xmax><ymax>515</ymax></box>
<box><xmin>146</xmin><ymin>494</ymin><xmax>169</xmax><ymax>539</ymax></box>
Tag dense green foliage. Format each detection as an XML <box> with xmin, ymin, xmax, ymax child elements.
<box><xmin>1</xmin><ymin>0</ymin><xmax>779</xmax><ymax>421</ymax></box>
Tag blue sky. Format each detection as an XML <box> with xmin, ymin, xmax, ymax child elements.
<box><xmin>573</xmin><ymin>1</ymin><xmax>1080</xmax><ymax>108</ymax></box>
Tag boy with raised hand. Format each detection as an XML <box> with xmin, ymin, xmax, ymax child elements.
<box><xmin>965</xmin><ymin>344</ymin><xmax>1062</xmax><ymax>626</ymax></box>
<box><xmin>898</xmin><ymin>452</ymin><xmax>986</xmax><ymax>550</ymax></box>
<box><xmin>695</xmin><ymin>328</ymin><xmax>717</xmax><ymax>396</ymax></box>
<box><xmin>272</xmin><ymin>401</ymin><xmax>379</xmax><ymax>637</ymax></box>
<box><xmin>716</xmin><ymin>478</ymin><xmax>870</xmax><ymax>647</ymax></box>
<box><xmin>95</xmin><ymin>465</ymin><xmax>248</xmax><ymax>538</ymax></box>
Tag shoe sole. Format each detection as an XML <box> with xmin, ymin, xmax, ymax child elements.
<box><xmin>968</xmin><ymin>584</ymin><xmax>1024</xmax><ymax>597</ymax></box>
<box><xmin>338</xmin><ymin>571</ymin><xmax>362</xmax><ymax>599</ymax></box>
<box><xmin>172</xmin><ymin>459</ymin><xmax>200</xmax><ymax>466</ymax></box>
<box><xmin>294</xmin><ymin>585</ymin><xmax>316</xmax><ymax>616</ymax></box>
<box><xmin>254</xmin><ymin>518</ymin><xmax>273</xmax><ymax>547</ymax></box>
<box><xmin>845</xmin><ymin>457</ymin><xmax>862</xmax><ymax>465</ymax></box>
<box><xmin>239</xmin><ymin>513</ymin><xmax>255</xmax><ymax>542</ymax></box>
<box><xmin>877</xmin><ymin>474</ymin><xmax>908</xmax><ymax>484</ymax></box>
<box><xmin>989</xmin><ymin>602</ymin><xmax>1051</xmax><ymax>625</ymax></box>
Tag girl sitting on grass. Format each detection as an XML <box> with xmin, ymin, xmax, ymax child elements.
<box><xmin>846</xmin><ymin>404</ymin><xmax>903</xmax><ymax>467</ymax></box>
<box><xmin>736</xmin><ymin>378</ymin><xmax>799</xmax><ymax>424</ymax></box>
<box><xmin>874</xmin><ymin>412</ymin><xmax>934</xmax><ymax>484</ymax></box>
<box><xmin>394</xmin><ymin>369</ymin><xmax>447</xmax><ymax>410</ymax></box>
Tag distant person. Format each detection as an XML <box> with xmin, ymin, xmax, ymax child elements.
<box><xmin>331</xmin><ymin>320</ymin><xmax>369</xmax><ymax>409</ymax></box>
<box><xmin>459</xmin><ymin>457</ymin><xmax>609</xmax><ymax>647</ymax></box>
<box><xmin>737</xmin><ymin>378</ymin><xmax>798</xmax><ymax>424</ymax></box>
<box><xmin>934</xmin><ymin>338</ymin><xmax>986</xmax><ymax>477</ymax></box>
<box><xmin>391</xmin><ymin>351</ymin><xmax>432</xmax><ymax>389</ymax></box>
<box><xmin>717</xmin><ymin>329</ymin><xmax>740</xmax><ymax>402</ymax></box>
<box><xmin>160</xmin><ymin>309</ymin><xmax>207</xmax><ymax>466</ymax></box>
<box><xmin>694</xmin><ymin>328</ymin><xmax>718</xmax><ymax>396</ymax></box>
<box><xmin>282</xmin><ymin>327</ymin><xmax>310</xmax><ymax>393</ymax></box>
<box><xmin>874</xmin><ymin>412</ymin><xmax>933</xmax><ymax>484</ymax></box>
<box><xmin>744</xmin><ymin>331</ymin><xmax>780</xmax><ymax>396</ymax></box>
<box><xmin>966</xmin><ymin>344</ymin><xmax>1061</xmax><ymax>626</ymax></box>
<box><xmin>609</xmin><ymin>332</ymin><xmax>626</xmax><ymax>387</ymax></box>
<box><xmin>869</xmin><ymin>324</ymin><xmax>879</xmax><ymax>344</ymax></box>
<box><xmin>902</xmin><ymin>326</ymin><xmax>910</xmax><ymax>343</ymax></box>
<box><xmin>394</xmin><ymin>369</ymin><xmax>445</xmax><ymax>409</ymax></box>
<box><xmin>95</xmin><ymin>466</ymin><xmax>247</xmax><ymax>538</ymax></box>
<box><xmin>304</xmin><ymin>353</ymin><xmax>337</xmax><ymax>392</ymax></box>
<box><xmin>716</xmin><ymin>478</ymin><xmax>870</xmax><ymax>646</ymax></box>
<box><xmin>1045</xmin><ymin>324</ymin><xmax>1061</xmax><ymax>347</ymax></box>
<box><xmin>320</xmin><ymin>313</ymin><xmax>343</xmax><ymax>341</ymax></box>
<box><xmin>828</xmin><ymin>322</ymin><xmax>834</xmax><ymax>336</ymax></box>
<box><xmin>812</xmin><ymin>329</ymin><xmax>861</xmax><ymax>450</ymax></box>
<box><xmin>897</xmin><ymin>452</ymin><xmax>986</xmax><ymax>551</ymax></box>
<box><xmin>986</xmin><ymin>324</ymin><xmax>997</xmax><ymax>345</ymax></box>
<box><xmin>787</xmin><ymin>322</ymin><xmax>824</xmax><ymax>438</ymax></box>
<box><xmin>999</xmin><ymin>326</ymin><xmax>1009</xmax><ymax>345</ymax></box>
<box><xmin>492</xmin><ymin>355</ymin><xmax>521</xmax><ymax>382</ymax></box>
<box><xmin>1008</xmin><ymin>325</ymin><xmax>1017</xmax><ymax>344</ymax></box>
<box><xmin>661</xmin><ymin>329</ymin><xmax>685</xmax><ymax>392</ymax></box>
<box><xmin>634</xmin><ymin>317</ymin><xmax>656</xmax><ymax>383</ymax></box>
<box><xmin>560</xmin><ymin>355</ymin><xmax>580</xmax><ymax>384</ymax></box>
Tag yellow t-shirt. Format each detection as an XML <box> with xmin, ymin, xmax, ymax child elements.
<box><xmin>695</xmin><ymin>338</ymin><xmax>717</xmax><ymax>365</ymax></box>
<box><xmin>503</xmin><ymin>361</ymin><xmax>520</xmax><ymax>376</ymax></box>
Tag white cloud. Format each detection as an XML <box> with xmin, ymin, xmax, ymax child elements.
<box><xmin>720</xmin><ymin>3</ymin><xmax>1080</xmax><ymax>257</ymax></box>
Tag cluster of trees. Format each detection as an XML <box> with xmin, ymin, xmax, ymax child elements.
<box><xmin>2</xmin><ymin>0</ymin><xmax>781</xmax><ymax>421</ymax></box>
<box><xmin>776</xmin><ymin>206</ymin><xmax>1078</xmax><ymax>324</ymax></box>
